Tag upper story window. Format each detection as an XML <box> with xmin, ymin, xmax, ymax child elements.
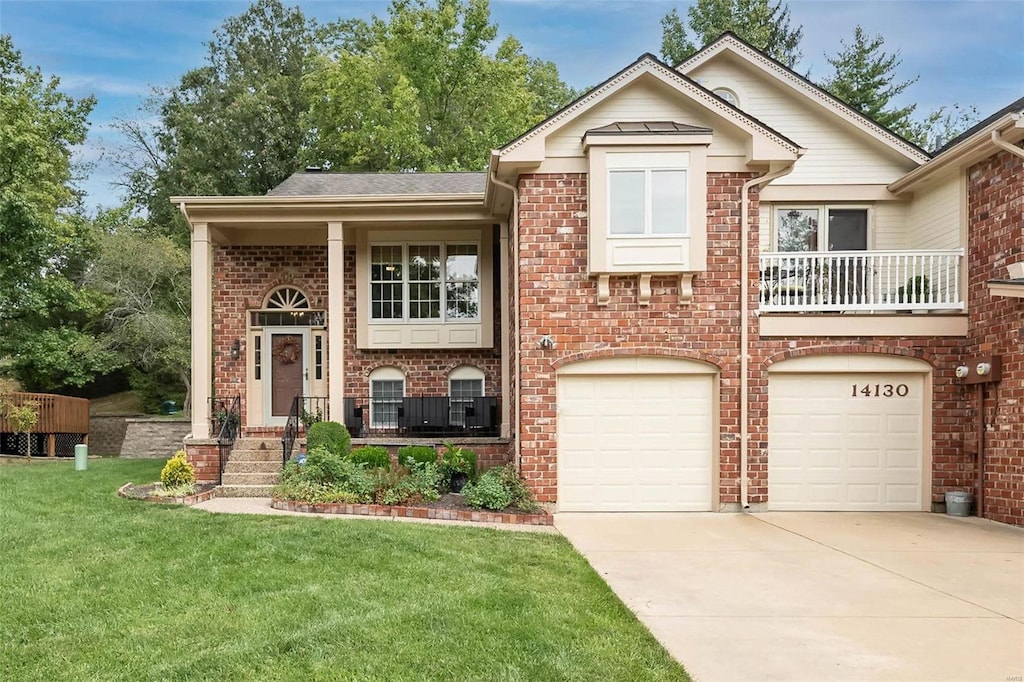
<box><xmin>713</xmin><ymin>88</ymin><xmax>739</xmax><ymax>107</ymax></box>
<box><xmin>776</xmin><ymin>207</ymin><xmax>868</xmax><ymax>252</ymax></box>
<box><xmin>607</xmin><ymin>152</ymin><xmax>689</xmax><ymax>238</ymax></box>
<box><xmin>370</xmin><ymin>243</ymin><xmax>479</xmax><ymax>323</ymax></box>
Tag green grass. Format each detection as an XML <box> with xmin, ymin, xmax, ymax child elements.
<box><xmin>0</xmin><ymin>459</ymin><xmax>688</xmax><ymax>681</ymax></box>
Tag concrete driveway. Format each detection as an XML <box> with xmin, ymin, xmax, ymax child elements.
<box><xmin>556</xmin><ymin>512</ymin><xmax>1024</xmax><ymax>682</ymax></box>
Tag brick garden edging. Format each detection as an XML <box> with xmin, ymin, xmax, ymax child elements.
<box><xmin>270</xmin><ymin>499</ymin><xmax>553</xmax><ymax>526</ymax></box>
<box><xmin>117</xmin><ymin>482</ymin><xmax>218</xmax><ymax>506</ymax></box>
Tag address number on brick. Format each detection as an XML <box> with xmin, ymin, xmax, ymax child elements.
<box><xmin>851</xmin><ymin>383</ymin><xmax>909</xmax><ymax>398</ymax></box>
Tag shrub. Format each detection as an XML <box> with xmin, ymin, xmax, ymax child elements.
<box><xmin>462</xmin><ymin>468</ymin><xmax>513</xmax><ymax>510</ymax></box>
<box><xmin>440</xmin><ymin>442</ymin><xmax>477</xmax><ymax>488</ymax></box>
<box><xmin>349</xmin><ymin>445</ymin><xmax>391</xmax><ymax>469</ymax></box>
<box><xmin>462</xmin><ymin>465</ymin><xmax>539</xmax><ymax>512</ymax></box>
<box><xmin>397</xmin><ymin>445</ymin><xmax>437</xmax><ymax>467</ymax></box>
<box><xmin>371</xmin><ymin>461</ymin><xmax>441</xmax><ymax>506</ymax></box>
<box><xmin>272</xmin><ymin>481</ymin><xmax>365</xmax><ymax>505</ymax></box>
<box><xmin>160</xmin><ymin>450</ymin><xmax>196</xmax><ymax>488</ymax></box>
<box><xmin>273</xmin><ymin>447</ymin><xmax>375</xmax><ymax>503</ymax></box>
<box><xmin>306</xmin><ymin>421</ymin><xmax>351</xmax><ymax>458</ymax></box>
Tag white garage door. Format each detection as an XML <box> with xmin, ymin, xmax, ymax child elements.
<box><xmin>768</xmin><ymin>372</ymin><xmax>925</xmax><ymax>511</ymax></box>
<box><xmin>558</xmin><ymin>374</ymin><xmax>713</xmax><ymax>512</ymax></box>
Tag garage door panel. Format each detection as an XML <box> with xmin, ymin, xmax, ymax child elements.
<box><xmin>769</xmin><ymin>372</ymin><xmax>925</xmax><ymax>511</ymax></box>
<box><xmin>558</xmin><ymin>373</ymin><xmax>714</xmax><ymax>512</ymax></box>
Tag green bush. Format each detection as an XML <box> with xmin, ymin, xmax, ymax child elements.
<box><xmin>273</xmin><ymin>446</ymin><xmax>375</xmax><ymax>503</ymax></box>
<box><xmin>272</xmin><ymin>481</ymin><xmax>365</xmax><ymax>505</ymax></box>
<box><xmin>462</xmin><ymin>468</ymin><xmax>513</xmax><ymax>510</ymax></box>
<box><xmin>462</xmin><ymin>465</ymin><xmax>539</xmax><ymax>512</ymax></box>
<box><xmin>160</xmin><ymin>450</ymin><xmax>196</xmax><ymax>488</ymax></box>
<box><xmin>349</xmin><ymin>445</ymin><xmax>391</xmax><ymax>469</ymax></box>
<box><xmin>397</xmin><ymin>445</ymin><xmax>437</xmax><ymax>467</ymax></box>
<box><xmin>440</xmin><ymin>442</ymin><xmax>477</xmax><ymax>487</ymax></box>
<box><xmin>306</xmin><ymin>421</ymin><xmax>351</xmax><ymax>458</ymax></box>
<box><xmin>371</xmin><ymin>461</ymin><xmax>441</xmax><ymax>506</ymax></box>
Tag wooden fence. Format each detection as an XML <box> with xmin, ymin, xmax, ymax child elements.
<box><xmin>1</xmin><ymin>392</ymin><xmax>90</xmax><ymax>456</ymax></box>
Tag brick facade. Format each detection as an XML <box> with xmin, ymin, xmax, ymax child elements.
<box><xmin>965</xmin><ymin>145</ymin><xmax>1024</xmax><ymax>525</ymax></box>
<box><xmin>516</xmin><ymin>172</ymin><xmax>970</xmax><ymax>508</ymax></box>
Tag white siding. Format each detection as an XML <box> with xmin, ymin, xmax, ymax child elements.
<box><xmin>872</xmin><ymin>202</ymin><xmax>908</xmax><ymax>250</ymax></box>
<box><xmin>546</xmin><ymin>77</ymin><xmax>748</xmax><ymax>159</ymax></box>
<box><xmin>688</xmin><ymin>56</ymin><xmax>918</xmax><ymax>185</ymax></box>
<box><xmin>905</xmin><ymin>171</ymin><xmax>961</xmax><ymax>250</ymax></box>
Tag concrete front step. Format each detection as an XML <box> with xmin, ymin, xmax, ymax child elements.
<box><xmin>223</xmin><ymin>460</ymin><xmax>282</xmax><ymax>475</ymax></box>
<box><xmin>221</xmin><ymin>472</ymin><xmax>280</xmax><ymax>486</ymax></box>
<box><xmin>228</xmin><ymin>448</ymin><xmax>283</xmax><ymax>462</ymax></box>
<box><xmin>216</xmin><ymin>484</ymin><xmax>276</xmax><ymax>498</ymax></box>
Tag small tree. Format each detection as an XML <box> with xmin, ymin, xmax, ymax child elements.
<box><xmin>2</xmin><ymin>398</ymin><xmax>39</xmax><ymax>458</ymax></box>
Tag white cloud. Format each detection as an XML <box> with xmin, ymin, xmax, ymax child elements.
<box><xmin>59</xmin><ymin>75</ymin><xmax>154</xmax><ymax>98</ymax></box>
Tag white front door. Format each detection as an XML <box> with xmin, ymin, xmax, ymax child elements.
<box><xmin>263</xmin><ymin>328</ymin><xmax>310</xmax><ymax>426</ymax></box>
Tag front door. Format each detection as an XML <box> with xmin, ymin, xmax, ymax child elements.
<box><xmin>264</xmin><ymin>329</ymin><xmax>309</xmax><ymax>425</ymax></box>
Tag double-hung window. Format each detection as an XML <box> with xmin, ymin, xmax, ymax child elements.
<box><xmin>369</xmin><ymin>368</ymin><xmax>404</xmax><ymax>429</ymax></box>
<box><xmin>448</xmin><ymin>366</ymin><xmax>484</xmax><ymax>427</ymax></box>
<box><xmin>609</xmin><ymin>167</ymin><xmax>687</xmax><ymax>236</ymax></box>
<box><xmin>370</xmin><ymin>243</ymin><xmax>479</xmax><ymax>322</ymax></box>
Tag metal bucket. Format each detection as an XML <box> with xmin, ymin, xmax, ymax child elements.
<box><xmin>945</xmin><ymin>490</ymin><xmax>973</xmax><ymax>517</ymax></box>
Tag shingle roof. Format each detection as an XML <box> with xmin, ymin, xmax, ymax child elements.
<box><xmin>267</xmin><ymin>171</ymin><xmax>486</xmax><ymax>197</ymax></box>
<box><xmin>585</xmin><ymin>121</ymin><xmax>713</xmax><ymax>136</ymax></box>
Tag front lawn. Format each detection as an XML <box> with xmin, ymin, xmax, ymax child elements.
<box><xmin>0</xmin><ymin>459</ymin><xmax>688</xmax><ymax>681</ymax></box>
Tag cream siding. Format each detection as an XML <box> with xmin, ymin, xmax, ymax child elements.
<box><xmin>872</xmin><ymin>203</ymin><xmax>908</xmax><ymax>250</ymax></box>
<box><xmin>546</xmin><ymin>78</ymin><xmax>748</xmax><ymax>159</ymax></box>
<box><xmin>688</xmin><ymin>57</ymin><xmax>918</xmax><ymax>185</ymax></box>
<box><xmin>905</xmin><ymin>171</ymin><xmax>961</xmax><ymax>250</ymax></box>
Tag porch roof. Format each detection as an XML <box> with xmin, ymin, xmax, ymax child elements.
<box><xmin>267</xmin><ymin>170</ymin><xmax>486</xmax><ymax>197</ymax></box>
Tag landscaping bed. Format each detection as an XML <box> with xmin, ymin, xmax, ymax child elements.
<box><xmin>117</xmin><ymin>481</ymin><xmax>217</xmax><ymax>505</ymax></box>
<box><xmin>271</xmin><ymin>492</ymin><xmax>552</xmax><ymax>525</ymax></box>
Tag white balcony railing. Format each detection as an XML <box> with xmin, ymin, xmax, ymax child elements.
<box><xmin>759</xmin><ymin>249</ymin><xmax>965</xmax><ymax>313</ymax></box>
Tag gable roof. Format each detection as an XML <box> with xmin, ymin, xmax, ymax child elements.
<box><xmin>678</xmin><ymin>32</ymin><xmax>931</xmax><ymax>164</ymax></box>
<box><xmin>496</xmin><ymin>52</ymin><xmax>801</xmax><ymax>162</ymax></box>
<box><xmin>268</xmin><ymin>171</ymin><xmax>485</xmax><ymax>197</ymax></box>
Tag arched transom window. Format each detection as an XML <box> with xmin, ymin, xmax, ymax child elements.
<box><xmin>251</xmin><ymin>287</ymin><xmax>324</xmax><ymax>327</ymax></box>
<box><xmin>265</xmin><ymin>287</ymin><xmax>310</xmax><ymax>310</ymax></box>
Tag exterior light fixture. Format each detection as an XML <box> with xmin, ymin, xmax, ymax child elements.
<box><xmin>230</xmin><ymin>339</ymin><xmax>241</xmax><ymax>360</ymax></box>
<box><xmin>538</xmin><ymin>335</ymin><xmax>555</xmax><ymax>350</ymax></box>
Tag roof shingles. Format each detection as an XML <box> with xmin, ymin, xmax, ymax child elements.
<box><xmin>267</xmin><ymin>171</ymin><xmax>486</xmax><ymax>197</ymax></box>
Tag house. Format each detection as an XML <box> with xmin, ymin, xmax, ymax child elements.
<box><xmin>174</xmin><ymin>33</ymin><xmax>1023</xmax><ymax>524</ymax></box>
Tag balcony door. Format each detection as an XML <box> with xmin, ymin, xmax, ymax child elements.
<box><xmin>776</xmin><ymin>207</ymin><xmax>867</xmax><ymax>253</ymax></box>
<box><xmin>264</xmin><ymin>328</ymin><xmax>310</xmax><ymax>426</ymax></box>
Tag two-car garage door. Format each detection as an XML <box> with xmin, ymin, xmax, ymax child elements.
<box><xmin>557</xmin><ymin>359</ymin><xmax>715</xmax><ymax>512</ymax></box>
<box><xmin>768</xmin><ymin>357</ymin><xmax>929</xmax><ymax>511</ymax></box>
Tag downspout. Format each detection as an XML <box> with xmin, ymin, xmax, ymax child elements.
<box><xmin>739</xmin><ymin>162</ymin><xmax>796</xmax><ymax>510</ymax></box>
<box><xmin>990</xmin><ymin>129</ymin><xmax>1024</xmax><ymax>160</ymax></box>
<box><xmin>489</xmin><ymin>169</ymin><xmax>521</xmax><ymax>469</ymax></box>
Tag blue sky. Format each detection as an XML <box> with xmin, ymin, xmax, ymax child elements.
<box><xmin>2</xmin><ymin>0</ymin><xmax>1022</xmax><ymax>212</ymax></box>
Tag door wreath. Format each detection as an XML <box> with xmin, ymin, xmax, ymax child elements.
<box><xmin>272</xmin><ymin>336</ymin><xmax>302</xmax><ymax>365</ymax></box>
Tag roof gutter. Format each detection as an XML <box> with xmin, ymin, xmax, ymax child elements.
<box><xmin>990</xmin><ymin>127</ymin><xmax>1024</xmax><ymax>161</ymax></box>
<box><xmin>740</xmin><ymin>160</ymin><xmax>797</xmax><ymax>511</ymax></box>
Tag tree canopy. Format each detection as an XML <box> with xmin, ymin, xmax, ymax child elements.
<box><xmin>660</xmin><ymin>0</ymin><xmax>804</xmax><ymax>67</ymax></box>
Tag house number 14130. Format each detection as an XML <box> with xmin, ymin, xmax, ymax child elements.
<box><xmin>851</xmin><ymin>383</ymin><xmax>909</xmax><ymax>397</ymax></box>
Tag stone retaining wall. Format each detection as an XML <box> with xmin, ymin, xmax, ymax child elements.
<box><xmin>120</xmin><ymin>418</ymin><xmax>191</xmax><ymax>458</ymax></box>
<box><xmin>88</xmin><ymin>415</ymin><xmax>137</xmax><ymax>456</ymax></box>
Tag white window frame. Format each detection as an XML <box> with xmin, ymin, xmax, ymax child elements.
<box><xmin>773</xmin><ymin>205</ymin><xmax>871</xmax><ymax>252</ymax></box>
<box><xmin>368</xmin><ymin>241</ymin><xmax>481</xmax><ymax>324</ymax></box>
<box><xmin>369</xmin><ymin>367</ymin><xmax>405</xmax><ymax>429</ymax></box>
<box><xmin>607</xmin><ymin>154</ymin><xmax>689</xmax><ymax>238</ymax></box>
<box><xmin>448</xmin><ymin>366</ymin><xmax>485</xmax><ymax>427</ymax></box>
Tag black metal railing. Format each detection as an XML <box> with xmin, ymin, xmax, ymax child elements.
<box><xmin>281</xmin><ymin>396</ymin><xmax>330</xmax><ymax>463</ymax></box>
<box><xmin>344</xmin><ymin>396</ymin><xmax>500</xmax><ymax>439</ymax></box>
<box><xmin>210</xmin><ymin>395</ymin><xmax>241</xmax><ymax>485</ymax></box>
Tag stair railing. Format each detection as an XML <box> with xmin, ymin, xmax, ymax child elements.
<box><xmin>211</xmin><ymin>395</ymin><xmax>241</xmax><ymax>485</ymax></box>
<box><xmin>281</xmin><ymin>394</ymin><xmax>301</xmax><ymax>465</ymax></box>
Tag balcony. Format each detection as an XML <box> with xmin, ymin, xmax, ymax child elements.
<box><xmin>759</xmin><ymin>249</ymin><xmax>965</xmax><ymax>313</ymax></box>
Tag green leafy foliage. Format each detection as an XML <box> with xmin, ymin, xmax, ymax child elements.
<box><xmin>821</xmin><ymin>26</ymin><xmax>918</xmax><ymax>136</ymax></box>
<box><xmin>275</xmin><ymin>446</ymin><xmax>438</xmax><ymax>505</ymax></box>
<box><xmin>440</xmin><ymin>442</ymin><xmax>477</xmax><ymax>490</ymax></box>
<box><xmin>371</xmin><ymin>461</ymin><xmax>441</xmax><ymax>506</ymax></box>
<box><xmin>348</xmin><ymin>445</ymin><xmax>391</xmax><ymax>469</ymax></box>
<box><xmin>160</xmin><ymin>451</ymin><xmax>196</xmax><ymax>488</ymax></box>
<box><xmin>660</xmin><ymin>0</ymin><xmax>804</xmax><ymax>67</ymax></box>
<box><xmin>398</xmin><ymin>445</ymin><xmax>438</xmax><ymax>467</ymax></box>
<box><xmin>306</xmin><ymin>421</ymin><xmax>351</xmax><ymax>458</ymax></box>
<box><xmin>462</xmin><ymin>465</ymin><xmax>540</xmax><ymax>512</ymax></box>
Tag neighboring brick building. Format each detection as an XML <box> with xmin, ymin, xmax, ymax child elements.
<box><xmin>176</xmin><ymin>34</ymin><xmax>1023</xmax><ymax>524</ymax></box>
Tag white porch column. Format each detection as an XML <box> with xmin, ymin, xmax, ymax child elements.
<box><xmin>499</xmin><ymin>221</ymin><xmax>512</xmax><ymax>438</ymax></box>
<box><xmin>327</xmin><ymin>222</ymin><xmax>345</xmax><ymax>421</ymax></box>
<box><xmin>190</xmin><ymin>222</ymin><xmax>213</xmax><ymax>439</ymax></box>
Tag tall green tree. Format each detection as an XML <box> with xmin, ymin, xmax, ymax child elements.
<box><xmin>821</xmin><ymin>26</ymin><xmax>918</xmax><ymax>136</ymax></box>
<box><xmin>303</xmin><ymin>0</ymin><xmax>577</xmax><ymax>172</ymax></box>
<box><xmin>904</xmin><ymin>104</ymin><xmax>981</xmax><ymax>153</ymax></box>
<box><xmin>116</xmin><ymin>0</ymin><xmax>317</xmax><ymax>239</ymax></box>
<box><xmin>0</xmin><ymin>35</ymin><xmax>120</xmax><ymax>390</ymax></box>
<box><xmin>660</xmin><ymin>0</ymin><xmax>804</xmax><ymax>67</ymax></box>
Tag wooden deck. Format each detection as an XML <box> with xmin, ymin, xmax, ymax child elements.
<box><xmin>1</xmin><ymin>392</ymin><xmax>90</xmax><ymax>457</ymax></box>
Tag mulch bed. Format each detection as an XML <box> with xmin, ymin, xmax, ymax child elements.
<box><xmin>117</xmin><ymin>482</ymin><xmax>218</xmax><ymax>505</ymax></box>
<box><xmin>271</xmin><ymin>493</ymin><xmax>553</xmax><ymax>526</ymax></box>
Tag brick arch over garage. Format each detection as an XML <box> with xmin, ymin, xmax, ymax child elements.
<box><xmin>551</xmin><ymin>346</ymin><xmax>722</xmax><ymax>372</ymax></box>
<box><xmin>762</xmin><ymin>344</ymin><xmax>939</xmax><ymax>371</ymax></box>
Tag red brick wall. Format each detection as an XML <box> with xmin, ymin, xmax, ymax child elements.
<box><xmin>966</xmin><ymin>145</ymin><xmax>1024</xmax><ymax>525</ymax></box>
<box><xmin>211</xmin><ymin>244</ymin><xmax>506</xmax><ymax>464</ymax></box>
<box><xmin>516</xmin><ymin>172</ymin><xmax>968</xmax><ymax>507</ymax></box>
